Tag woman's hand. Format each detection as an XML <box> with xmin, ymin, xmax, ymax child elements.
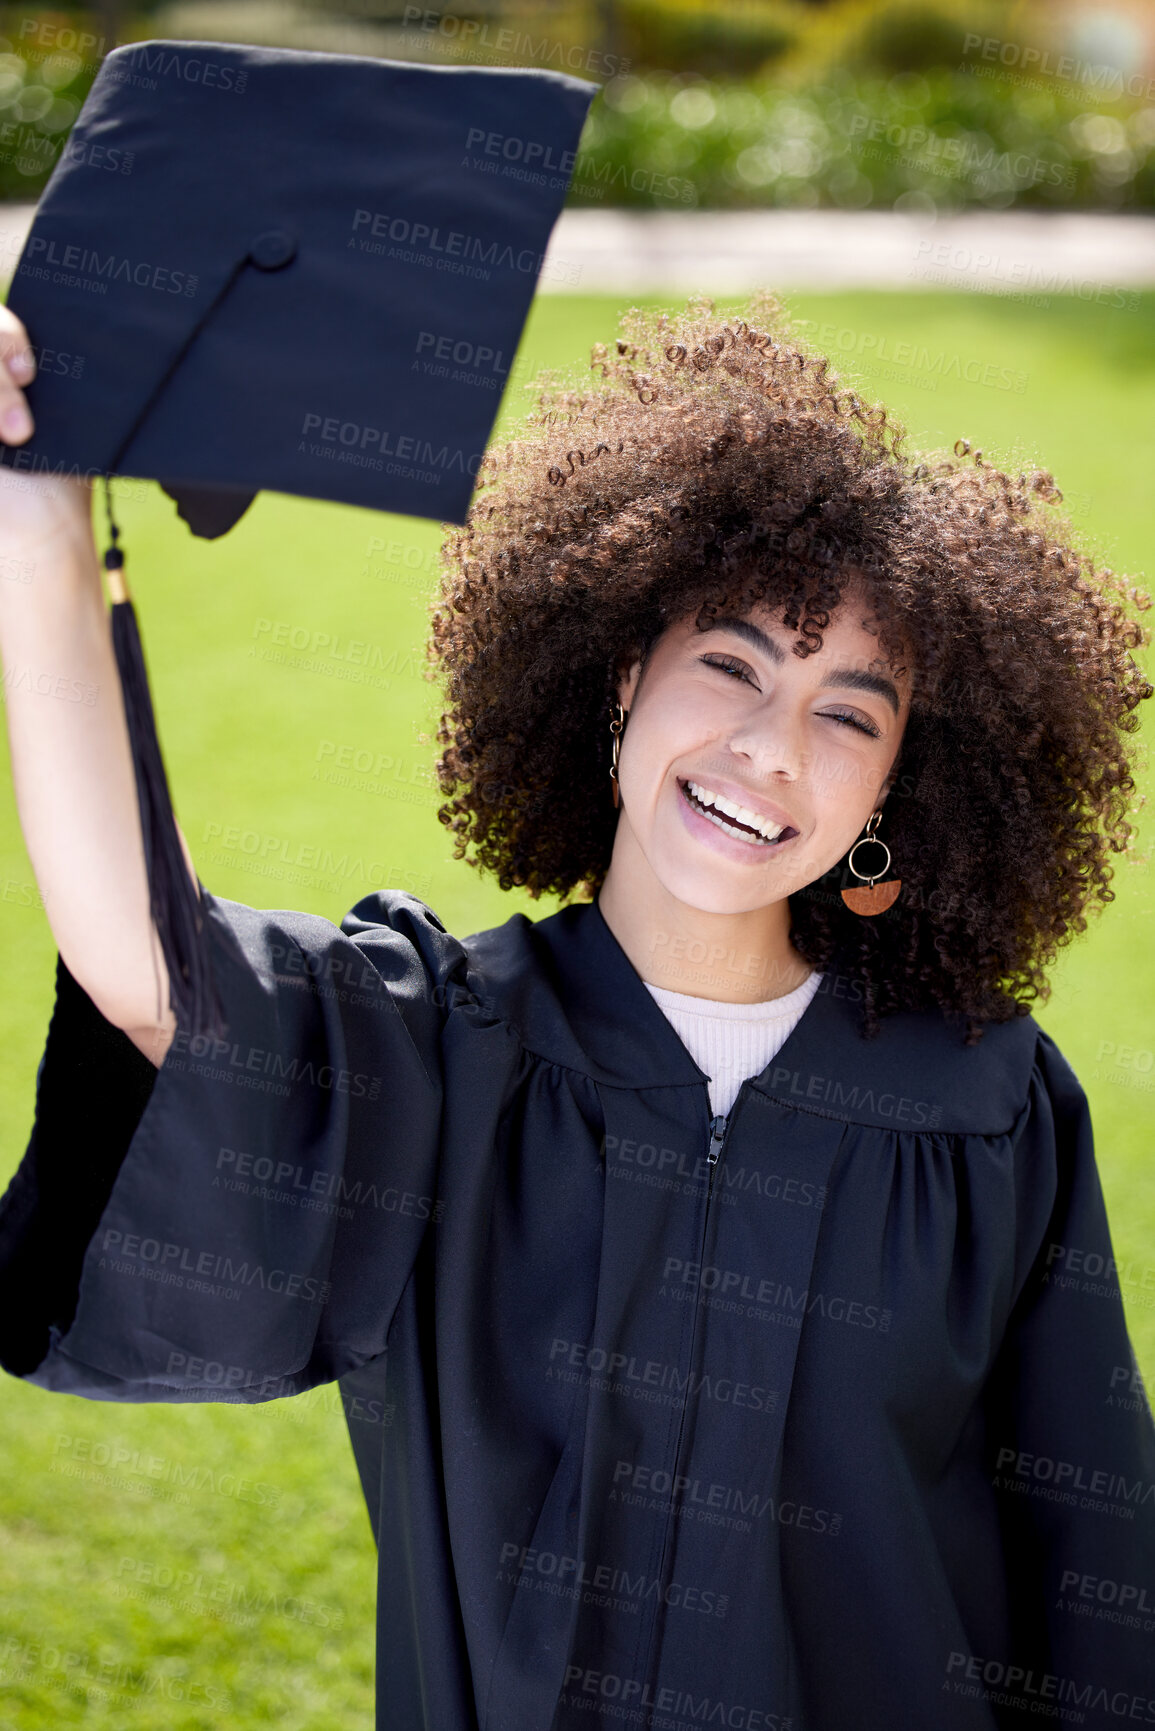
<box><xmin>0</xmin><ymin>301</ymin><xmax>95</xmax><ymax>560</ymax></box>
<box><xmin>0</xmin><ymin>300</ymin><xmax>35</xmax><ymax>433</ymax></box>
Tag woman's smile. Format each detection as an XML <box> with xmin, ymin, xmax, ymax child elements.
<box><xmin>676</xmin><ymin>775</ymin><xmax>800</xmax><ymax>853</ymax></box>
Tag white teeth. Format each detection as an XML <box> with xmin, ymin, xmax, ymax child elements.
<box><xmin>686</xmin><ymin>780</ymin><xmax>785</xmax><ymax>844</ymax></box>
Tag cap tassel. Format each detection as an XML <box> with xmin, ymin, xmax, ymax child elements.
<box><xmin>102</xmin><ymin>482</ymin><xmax>224</xmax><ymax>1039</ymax></box>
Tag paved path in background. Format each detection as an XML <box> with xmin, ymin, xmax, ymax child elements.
<box><xmin>537</xmin><ymin>209</ymin><xmax>1155</xmax><ymax>294</ymax></box>
<box><xmin>2</xmin><ymin>202</ymin><xmax>1152</xmax><ymax>293</ymax></box>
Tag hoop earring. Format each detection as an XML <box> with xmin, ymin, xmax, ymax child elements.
<box><xmin>609</xmin><ymin>702</ymin><xmax>626</xmax><ymax>810</ymax></box>
<box><xmin>841</xmin><ymin>810</ymin><xmax>902</xmax><ymax>915</ymax></box>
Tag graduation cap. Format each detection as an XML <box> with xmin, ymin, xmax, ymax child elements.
<box><xmin>2</xmin><ymin>38</ymin><xmax>597</xmax><ymax>1039</ymax></box>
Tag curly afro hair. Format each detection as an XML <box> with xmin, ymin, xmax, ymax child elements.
<box><xmin>427</xmin><ymin>293</ymin><xmax>1151</xmax><ymax>1037</ymax></box>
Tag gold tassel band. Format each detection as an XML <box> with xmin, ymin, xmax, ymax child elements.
<box><xmin>104</xmin><ymin>558</ymin><xmax>130</xmax><ymax>606</ymax></box>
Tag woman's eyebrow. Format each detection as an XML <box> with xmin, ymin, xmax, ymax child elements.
<box><xmin>700</xmin><ymin>617</ymin><xmax>901</xmax><ymax>716</ymax></box>
<box><xmin>820</xmin><ymin>666</ymin><xmax>900</xmax><ymax>715</ymax></box>
<box><xmin>700</xmin><ymin>616</ymin><xmax>787</xmax><ymax>663</ymax></box>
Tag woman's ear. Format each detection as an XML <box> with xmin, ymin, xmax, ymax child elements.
<box><xmin>616</xmin><ymin>656</ymin><xmax>643</xmax><ymax>710</ymax></box>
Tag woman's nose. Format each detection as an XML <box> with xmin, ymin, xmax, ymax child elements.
<box><xmin>726</xmin><ymin>704</ymin><xmax>807</xmax><ymax>782</ymax></box>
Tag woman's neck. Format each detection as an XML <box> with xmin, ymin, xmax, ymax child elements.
<box><xmin>597</xmin><ymin>836</ymin><xmax>812</xmax><ymax>1007</ymax></box>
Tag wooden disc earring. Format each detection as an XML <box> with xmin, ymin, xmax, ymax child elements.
<box><xmin>841</xmin><ymin>810</ymin><xmax>902</xmax><ymax>915</ymax></box>
<box><xmin>609</xmin><ymin>702</ymin><xmax>626</xmax><ymax>809</ymax></box>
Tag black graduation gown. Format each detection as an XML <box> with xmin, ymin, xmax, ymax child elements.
<box><xmin>1</xmin><ymin>887</ymin><xmax>1153</xmax><ymax>1731</ymax></box>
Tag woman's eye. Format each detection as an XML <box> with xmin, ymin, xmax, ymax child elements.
<box><xmin>699</xmin><ymin>654</ymin><xmax>755</xmax><ymax>685</ymax></box>
<box><xmin>823</xmin><ymin>708</ymin><xmax>882</xmax><ymax>739</ymax></box>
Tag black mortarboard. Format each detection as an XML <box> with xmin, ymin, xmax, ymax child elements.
<box><xmin>2</xmin><ymin>39</ymin><xmax>596</xmax><ymax>1036</ymax></box>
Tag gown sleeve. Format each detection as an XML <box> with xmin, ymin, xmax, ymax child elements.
<box><xmin>0</xmin><ymin>886</ymin><xmax>475</xmax><ymax>1404</ymax></box>
<box><xmin>985</xmin><ymin>1026</ymin><xmax>1155</xmax><ymax>1698</ymax></box>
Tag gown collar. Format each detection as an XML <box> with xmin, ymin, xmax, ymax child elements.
<box><xmin>463</xmin><ymin>891</ymin><xmax>1039</xmax><ymax>1136</ymax></box>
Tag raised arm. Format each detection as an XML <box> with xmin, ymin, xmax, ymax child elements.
<box><xmin>0</xmin><ymin>303</ymin><xmax>188</xmax><ymax>1065</ymax></box>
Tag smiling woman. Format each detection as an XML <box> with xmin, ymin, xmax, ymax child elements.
<box><xmin>429</xmin><ymin>292</ymin><xmax>1151</xmax><ymax>1037</ymax></box>
<box><xmin>2</xmin><ymin>292</ymin><xmax>1155</xmax><ymax>1731</ymax></box>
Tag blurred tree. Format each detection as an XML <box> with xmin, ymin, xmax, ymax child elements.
<box><xmin>613</xmin><ymin>0</ymin><xmax>803</xmax><ymax>78</ymax></box>
<box><xmin>852</xmin><ymin>3</ymin><xmax>973</xmax><ymax>71</ymax></box>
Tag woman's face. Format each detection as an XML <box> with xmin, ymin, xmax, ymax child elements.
<box><xmin>613</xmin><ymin>595</ymin><xmax>912</xmax><ymax>916</ymax></box>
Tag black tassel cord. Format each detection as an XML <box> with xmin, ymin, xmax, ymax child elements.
<box><xmin>94</xmin><ymin>255</ymin><xmax>294</xmax><ymax>1037</ymax></box>
<box><xmin>102</xmin><ymin>482</ymin><xmax>225</xmax><ymax>1039</ymax></box>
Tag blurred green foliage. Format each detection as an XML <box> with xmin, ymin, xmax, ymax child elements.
<box><xmin>572</xmin><ymin>64</ymin><xmax>1155</xmax><ymax>211</ymax></box>
<box><xmin>0</xmin><ymin>0</ymin><xmax>1152</xmax><ymax>208</ymax></box>
<box><xmin>610</xmin><ymin>0</ymin><xmax>803</xmax><ymax>79</ymax></box>
<box><xmin>767</xmin><ymin>0</ymin><xmax>1013</xmax><ymax>79</ymax></box>
<box><xmin>0</xmin><ymin>8</ymin><xmax>106</xmax><ymax>199</ymax></box>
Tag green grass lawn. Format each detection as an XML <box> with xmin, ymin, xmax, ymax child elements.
<box><xmin>0</xmin><ymin>288</ymin><xmax>1152</xmax><ymax>1726</ymax></box>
